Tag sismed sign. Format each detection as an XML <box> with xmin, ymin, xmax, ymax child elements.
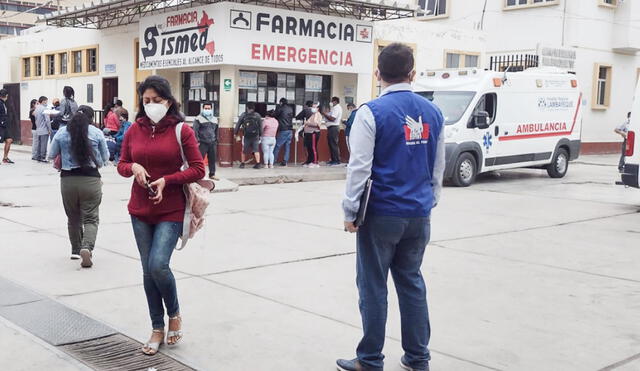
<box><xmin>138</xmin><ymin>2</ymin><xmax>373</xmax><ymax>73</ymax></box>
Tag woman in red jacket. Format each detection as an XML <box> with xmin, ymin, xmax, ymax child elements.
<box><xmin>117</xmin><ymin>75</ymin><xmax>205</xmax><ymax>356</ymax></box>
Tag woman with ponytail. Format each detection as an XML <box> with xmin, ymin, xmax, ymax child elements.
<box><xmin>48</xmin><ymin>105</ymin><xmax>110</xmax><ymax>268</ymax></box>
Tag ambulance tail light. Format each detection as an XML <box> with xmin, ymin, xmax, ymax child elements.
<box><xmin>571</xmin><ymin>80</ymin><xmax>578</xmax><ymax>88</ymax></box>
<box><xmin>493</xmin><ymin>78</ymin><xmax>502</xmax><ymax>87</ymax></box>
<box><xmin>625</xmin><ymin>131</ymin><xmax>635</xmax><ymax>157</ymax></box>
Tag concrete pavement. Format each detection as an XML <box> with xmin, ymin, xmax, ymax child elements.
<box><xmin>1</xmin><ymin>150</ymin><xmax>640</xmax><ymax>370</ymax></box>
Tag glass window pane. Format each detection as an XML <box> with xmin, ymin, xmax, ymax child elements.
<box><xmin>598</xmin><ymin>66</ymin><xmax>608</xmax><ymax>79</ymax></box>
<box><xmin>465</xmin><ymin>55</ymin><xmax>479</xmax><ymax>67</ymax></box>
<box><xmin>446</xmin><ymin>53</ymin><xmax>460</xmax><ymax>68</ymax></box>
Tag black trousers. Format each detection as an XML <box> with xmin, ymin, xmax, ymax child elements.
<box><xmin>327</xmin><ymin>126</ymin><xmax>341</xmax><ymax>163</ymax></box>
<box><xmin>619</xmin><ymin>139</ymin><xmax>627</xmax><ymax>171</ymax></box>
<box><xmin>303</xmin><ymin>132</ymin><xmax>320</xmax><ymax>164</ymax></box>
<box><xmin>199</xmin><ymin>141</ymin><xmax>217</xmax><ymax>175</ymax></box>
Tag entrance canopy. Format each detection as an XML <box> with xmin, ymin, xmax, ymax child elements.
<box><xmin>39</xmin><ymin>0</ymin><xmax>415</xmax><ymax>29</ymax></box>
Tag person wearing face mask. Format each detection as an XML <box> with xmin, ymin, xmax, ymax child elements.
<box><xmin>33</xmin><ymin>96</ymin><xmax>52</xmax><ymax>162</ymax></box>
<box><xmin>302</xmin><ymin>102</ymin><xmax>322</xmax><ymax>168</ymax></box>
<box><xmin>322</xmin><ymin>96</ymin><xmax>343</xmax><ymax>166</ymax></box>
<box><xmin>192</xmin><ymin>102</ymin><xmax>219</xmax><ymax>180</ymax></box>
<box><xmin>117</xmin><ymin>75</ymin><xmax>205</xmax><ymax>356</ymax></box>
<box><xmin>344</xmin><ymin>102</ymin><xmax>357</xmax><ymax>152</ymax></box>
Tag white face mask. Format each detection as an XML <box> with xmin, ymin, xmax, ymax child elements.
<box><xmin>144</xmin><ymin>103</ymin><xmax>168</xmax><ymax>123</ymax></box>
<box><xmin>311</xmin><ymin>107</ymin><xmax>318</xmax><ymax>113</ymax></box>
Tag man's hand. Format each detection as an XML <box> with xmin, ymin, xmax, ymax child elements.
<box><xmin>344</xmin><ymin>221</ymin><xmax>358</xmax><ymax>233</ymax></box>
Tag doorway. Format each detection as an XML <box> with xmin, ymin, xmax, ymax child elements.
<box><xmin>102</xmin><ymin>77</ymin><xmax>119</xmax><ymax>109</ymax></box>
<box><xmin>1</xmin><ymin>83</ymin><xmax>21</xmax><ymax>143</ymax></box>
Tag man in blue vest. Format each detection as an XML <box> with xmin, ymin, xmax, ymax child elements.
<box><xmin>338</xmin><ymin>43</ymin><xmax>445</xmax><ymax>371</ymax></box>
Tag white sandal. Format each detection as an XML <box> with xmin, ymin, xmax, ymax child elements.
<box><xmin>167</xmin><ymin>315</ymin><xmax>183</xmax><ymax>346</ymax></box>
<box><xmin>142</xmin><ymin>329</ymin><xmax>165</xmax><ymax>355</ymax></box>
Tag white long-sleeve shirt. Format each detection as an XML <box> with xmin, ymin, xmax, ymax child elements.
<box><xmin>342</xmin><ymin>83</ymin><xmax>445</xmax><ymax>222</ymax></box>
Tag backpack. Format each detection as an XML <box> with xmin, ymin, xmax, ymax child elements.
<box><xmin>243</xmin><ymin>113</ymin><xmax>261</xmax><ymax>138</ymax></box>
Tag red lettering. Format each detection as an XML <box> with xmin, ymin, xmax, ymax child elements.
<box><xmin>277</xmin><ymin>46</ymin><xmax>285</xmax><ymax>62</ymax></box>
<box><xmin>309</xmin><ymin>48</ymin><xmax>317</xmax><ymax>64</ymax></box>
<box><xmin>263</xmin><ymin>44</ymin><xmax>274</xmax><ymax>60</ymax></box>
<box><xmin>287</xmin><ymin>47</ymin><xmax>296</xmax><ymax>62</ymax></box>
<box><xmin>251</xmin><ymin>43</ymin><xmax>260</xmax><ymax>60</ymax></box>
<box><xmin>329</xmin><ymin>51</ymin><xmax>337</xmax><ymax>65</ymax></box>
<box><xmin>345</xmin><ymin>52</ymin><xmax>352</xmax><ymax>66</ymax></box>
<box><xmin>319</xmin><ymin>50</ymin><xmax>328</xmax><ymax>65</ymax></box>
<box><xmin>298</xmin><ymin>48</ymin><xmax>307</xmax><ymax>63</ymax></box>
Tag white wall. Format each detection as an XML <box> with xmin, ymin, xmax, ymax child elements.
<box><xmin>404</xmin><ymin>0</ymin><xmax>640</xmax><ymax>144</ymax></box>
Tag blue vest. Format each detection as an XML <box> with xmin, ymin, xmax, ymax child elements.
<box><xmin>366</xmin><ymin>90</ymin><xmax>444</xmax><ymax>218</ymax></box>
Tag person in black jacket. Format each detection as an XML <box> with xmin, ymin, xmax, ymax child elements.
<box><xmin>234</xmin><ymin>102</ymin><xmax>263</xmax><ymax>169</ymax></box>
<box><xmin>0</xmin><ymin>89</ymin><xmax>14</xmax><ymax>164</ymax></box>
<box><xmin>273</xmin><ymin>98</ymin><xmax>294</xmax><ymax>167</ymax></box>
<box><xmin>193</xmin><ymin>102</ymin><xmax>219</xmax><ymax>180</ymax></box>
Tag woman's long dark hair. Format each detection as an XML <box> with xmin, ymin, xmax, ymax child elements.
<box><xmin>68</xmin><ymin>105</ymin><xmax>96</xmax><ymax>167</ymax></box>
<box><xmin>63</xmin><ymin>86</ymin><xmax>75</xmax><ymax>100</ymax></box>
<box><xmin>136</xmin><ymin>75</ymin><xmax>180</xmax><ymax>120</ymax></box>
<box><xmin>29</xmin><ymin>99</ymin><xmax>37</xmax><ymax>115</ymax></box>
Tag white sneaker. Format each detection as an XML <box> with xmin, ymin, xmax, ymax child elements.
<box><xmin>311</xmin><ymin>163</ymin><xmax>320</xmax><ymax>168</ymax></box>
<box><xmin>70</xmin><ymin>253</ymin><xmax>81</xmax><ymax>260</ymax></box>
<box><xmin>303</xmin><ymin>163</ymin><xmax>310</xmax><ymax>168</ymax></box>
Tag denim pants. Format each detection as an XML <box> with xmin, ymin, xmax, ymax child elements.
<box><xmin>262</xmin><ymin>136</ymin><xmax>276</xmax><ymax>166</ymax></box>
<box><xmin>131</xmin><ymin>216</ymin><xmax>182</xmax><ymax>329</ymax></box>
<box><xmin>356</xmin><ymin>215</ymin><xmax>432</xmax><ymax>370</ymax></box>
<box><xmin>273</xmin><ymin>130</ymin><xmax>292</xmax><ymax>163</ymax></box>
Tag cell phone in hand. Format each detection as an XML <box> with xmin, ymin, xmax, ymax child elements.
<box><xmin>145</xmin><ymin>182</ymin><xmax>157</xmax><ymax>197</ymax></box>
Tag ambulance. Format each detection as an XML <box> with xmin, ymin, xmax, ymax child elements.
<box><xmin>414</xmin><ymin>67</ymin><xmax>583</xmax><ymax>186</ymax></box>
<box><xmin>620</xmin><ymin>80</ymin><xmax>640</xmax><ymax>188</ymax></box>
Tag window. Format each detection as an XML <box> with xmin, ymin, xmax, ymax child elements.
<box><xmin>505</xmin><ymin>0</ymin><xmax>557</xmax><ymax>9</ymax></box>
<box><xmin>471</xmin><ymin>93</ymin><xmax>498</xmax><ymax>126</ymax></box>
<box><xmin>445</xmin><ymin>51</ymin><xmax>480</xmax><ymax>68</ymax></box>
<box><xmin>86</xmin><ymin>48</ymin><xmax>97</xmax><ymax>72</ymax></box>
<box><xmin>34</xmin><ymin>56</ymin><xmax>42</xmax><ymax>77</ymax></box>
<box><xmin>599</xmin><ymin>0</ymin><xmax>617</xmax><ymax>7</ymax></box>
<box><xmin>416</xmin><ymin>91</ymin><xmax>475</xmax><ymax>125</ymax></box>
<box><xmin>592</xmin><ymin>64</ymin><xmax>612</xmax><ymax>109</ymax></box>
<box><xmin>46</xmin><ymin>54</ymin><xmax>55</xmax><ymax>75</ymax></box>
<box><xmin>182</xmin><ymin>70</ymin><xmax>221</xmax><ymax>117</ymax></box>
<box><xmin>22</xmin><ymin>57</ymin><xmax>31</xmax><ymax>78</ymax></box>
<box><xmin>72</xmin><ymin>50</ymin><xmax>82</xmax><ymax>73</ymax></box>
<box><xmin>418</xmin><ymin>0</ymin><xmax>448</xmax><ymax>18</ymax></box>
<box><xmin>87</xmin><ymin>84</ymin><xmax>93</xmax><ymax>104</ymax></box>
<box><xmin>59</xmin><ymin>52</ymin><xmax>68</xmax><ymax>74</ymax></box>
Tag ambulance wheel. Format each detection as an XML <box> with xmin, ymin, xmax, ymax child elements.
<box><xmin>547</xmin><ymin>148</ymin><xmax>569</xmax><ymax>178</ymax></box>
<box><xmin>452</xmin><ymin>152</ymin><xmax>477</xmax><ymax>187</ymax></box>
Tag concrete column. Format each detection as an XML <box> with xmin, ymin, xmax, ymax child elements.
<box><xmin>217</xmin><ymin>65</ymin><xmax>236</xmax><ymax>167</ymax></box>
<box><xmin>356</xmin><ymin>72</ymin><xmax>373</xmax><ymax>105</ymax></box>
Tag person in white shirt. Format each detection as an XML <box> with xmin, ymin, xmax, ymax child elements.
<box><xmin>322</xmin><ymin>96</ymin><xmax>343</xmax><ymax>165</ymax></box>
<box><xmin>615</xmin><ymin>112</ymin><xmax>631</xmax><ymax>172</ymax></box>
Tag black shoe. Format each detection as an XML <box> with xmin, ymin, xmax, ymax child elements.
<box><xmin>253</xmin><ymin>163</ymin><xmax>263</xmax><ymax>169</ymax></box>
<box><xmin>2</xmin><ymin>158</ymin><xmax>14</xmax><ymax>164</ymax></box>
<box><xmin>279</xmin><ymin>161</ymin><xmax>287</xmax><ymax>167</ymax></box>
<box><xmin>400</xmin><ymin>356</ymin><xmax>429</xmax><ymax>371</ymax></box>
<box><xmin>336</xmin><ymin>358</ymin><xmax>381</xmax><ymax>371</ymax></box>
<box><xmin>239</xmin><ymin>163</ymin><xmax>245</xmax><ymax>169</ymax></box>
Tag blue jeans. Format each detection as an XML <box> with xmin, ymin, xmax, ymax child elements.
<box><xmin>273</xmin><ymin>130</ymin><xmax>293</xmax><ymax>163</ymax></box>
<box><xmin>356</xmin><ymin>215</ymin><xmax>432</xmax><ymax>370</ymax></box>
<box><xmin>131</xmin><ymin>216</ymin><xmax>182</xmax><ymax>329</ymax></box>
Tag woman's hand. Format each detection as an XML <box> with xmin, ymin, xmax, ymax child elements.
<box><xmin>149</xmin><ymin>177</ymin><xmax>166</xmax><ymax>205</ymax></box>
<box><xmin>131</xmin><ymin>163</ymin><xmax>150</xmax><ymax>187</ymax></box>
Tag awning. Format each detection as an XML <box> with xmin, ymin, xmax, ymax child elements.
<box><xmin>39</xmin><ymin>0</ymin><xmax>416</xmax><ymax>29</ymax></box>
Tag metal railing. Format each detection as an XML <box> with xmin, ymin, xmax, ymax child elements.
<box><xmin>489</xmin><ymin>54</ymin><xmax>539</xmax><ymax>72</ymax></box>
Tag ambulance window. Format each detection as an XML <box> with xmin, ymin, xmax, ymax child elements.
<box><xmin>473</xmin><ymin>93</ymin><xmax>497</xmax><ymax>124</ymax></box>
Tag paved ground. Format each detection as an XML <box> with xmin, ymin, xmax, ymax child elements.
<box><xmin>1</xmin><ymin>149</ymin><xmax>640</xmax><ymax>371</ymax></box>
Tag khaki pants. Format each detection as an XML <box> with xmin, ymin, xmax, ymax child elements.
<box><xmin>61</xmin><ymin>176</ymin><xmax>102</xmax><ymax>254</ymax></box>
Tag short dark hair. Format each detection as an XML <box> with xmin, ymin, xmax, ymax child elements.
<box><xmin>246</xmin><ymin>102</ymin><xmax>256</xmax><ymax>111</ymax></box>
<box><xmin>136</xmin><ymin>75</ymin><xmax>180</xmax><ymax>120</ymax></box>
<box><xmin>305</xmin><ymin>100</ymin><xmax>314</xmax><ymax>107</ymax></box>
<box><xmin>378</xmin><ymin>43</ymin><xmax>414</xmax><ymax>84</ymax></box>
<box><xmin>63</xmin><ymin>86</ymin><xmax>74</xmax><ymax>99</ymax></box>
<box><xmin>76</xmin><ymin>105</ymin><xmax>95</xmax><ymax>122</ymax></box>
<box><xmin>0</xmin><ymin>89</ymin><xmax>8</xmax><ymax>98</ymax></box>
<box><xmin>628</xmin><ymin>112</ymin><xmax>632</xmax><ymax>118</ymax></box>
<box><xmin>38</xmin><ymin>96</ymin><xmax>48</xmax><ymax>103</ymax></box>
<box><xmin>279</xmin><ymin>98</ymin><xmax>288</xmax><ymax>105</ymax></box>
<box><xmin>119</xmin><ymin>109</ymin><xmax>129</xmax><ymax>120</ymax></box>
<box><xmin>115</xmin><ymin>99</ymin><xmax>123</xmax><ymax>107</ymax></box>
<box><xmin>331</xmin><ymin>97</ymin><xmax>340</xmax><ymax>104</ymax></box>
<box><xmin>266</xmin><ymin>109</ymin><xmax>275</xmax><ymax>117</ymax></box>
<box><xmin>202</xmin><ymin>102</ymin><xmax>213</xmax><ymax>109</ymax></box>
<box><xmin>347</xmin><ymin>103</ymin><xmax>356</xmax><ymax>109</ymax></box>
